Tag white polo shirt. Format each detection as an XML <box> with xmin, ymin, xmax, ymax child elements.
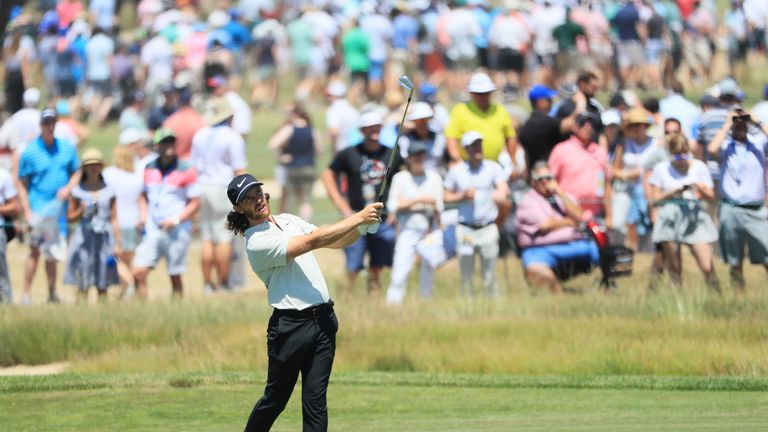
<box><xmin>245</xmin><ymin>213</ymin><xmax>330</xmax><ymax>310</ymax></box>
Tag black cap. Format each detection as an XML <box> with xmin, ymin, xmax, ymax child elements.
<box><xmin>407</xmin><ymin>141</ymin><xmax>429</xmax><ymax>156</ymax></box>
<box><xmin>575</xmin><ymin>111</ymin><xmax>599</xmax><ymax>127</ymax></box>
<box><xmin>227</xmin><ymin>174</ymin><xmax>264</xmax><ymax>205</ymax></box>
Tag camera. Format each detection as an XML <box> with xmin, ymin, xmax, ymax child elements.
<box><xmin>732</xmin><ymin>113</ymin><xmax>751</xmax><ymax>123</ymax></box>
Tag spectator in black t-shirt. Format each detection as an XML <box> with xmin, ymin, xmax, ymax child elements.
<box><xmin>520</xmin><ymin>84</ymin><xmax>580</xmax><ymax>168</ymax></box>
<box><xmin>147</xmin><ymin>85</ymin><xmax>179</xmax><ymax>131</ymax></box>
<box><xmin>555</xmin><ymin>71</ymin><xmax>604</xmax><ymax>141</ymax></box>
<box><xmin>321</xmin><ymin>111</ymin><xmax>404</xmax><ymax>295</ymax></box>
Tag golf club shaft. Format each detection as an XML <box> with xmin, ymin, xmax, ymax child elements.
<box><xmin>376</xmin><ymin>89</ymin><xmax>413</xmax><ymax>203</ymax></box>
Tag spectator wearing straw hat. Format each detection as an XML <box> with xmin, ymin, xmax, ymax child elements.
<box><xmin>132</xmin><ymin>128</ymin><xmax>200</xmax><ymax>299</ymax></box>
<box><xmin>707</xmin><ymin>109</ymin><xmax>768</xmax><ymax>292</ymax></box>
<box><xmin>190</xmin><ymin>99</ymin><xmax>247</xmax><ymax>293</ymax></box>
<box><xmin>17</xmin><ymin>108</ymin><xmax>80</xmax><ymax>304</ymax></box>
<box><xmin>444</xmin><ymin>131</ymin><xmax>509</xmax><ymax>297</ymax></box>
<box><xmin>208</xmin><ymin>74</ymin><xmax>252</xmax><ymax>138</ymax></box>
<box><xmin>321</xmin><ymin>110</ymin><xmax>403</xmax><ymax>295</ymax></box>
<box><xmin>103</xmin><ymin>129</ymin><xmax>149</xmax><ymax>299</ymax></box>
<box><xmin>611</xmin><ymin>107</ymin><xmax>659</xmax><ymax>250</ymax></box>
<box><xmin>444</xmin><ymin>72</ymin><xmax>517</xmax><ymax>165</ymax></box>
<box><xmin>64</xmin><ymin>148</ymin><xmax>119</xmax><ymax>300</ymax></box>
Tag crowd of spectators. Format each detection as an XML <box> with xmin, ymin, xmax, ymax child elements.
<box><xmin>1</xmin><ymin>0</ymin><xmax>768</xmax><ymax>305</ymax></box>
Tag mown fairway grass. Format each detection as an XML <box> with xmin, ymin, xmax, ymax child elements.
<box><xmin>2</xmin><ymin>372</ymin><xmax>768</xmax><ymax>431</ymax></box>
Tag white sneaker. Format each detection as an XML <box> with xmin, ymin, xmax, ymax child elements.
<box><xmin>20</xmin><ymin>294</ymin><xmax>32</xmax><ymax>306</ymax></box>
<box><xmin>203</xmin><ymin>283</ymin><xmax>216</xmax><ymax>295</ymax></box>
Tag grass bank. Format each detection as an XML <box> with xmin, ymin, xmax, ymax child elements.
<box><xmin>2</xmin><ymin>284</ymin><xmax>767</xmax><ymax>376</ymax></box>
<box><xmin>1</xmin><ymin>372</ymin><xmax>767</xmax><ymax>431</ymax></box>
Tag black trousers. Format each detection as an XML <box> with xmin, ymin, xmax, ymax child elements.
<box><xmin>244</xmin><ymin>302</ymin><xmax>338</xmax><ymax>432</ymax></box>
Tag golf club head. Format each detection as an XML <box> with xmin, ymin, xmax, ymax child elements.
<box><xmin>399</xmin><ymin>76</ymin><xmax>414</xmax><ymax>92</ymax></box>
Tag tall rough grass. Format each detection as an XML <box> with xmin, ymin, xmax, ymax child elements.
<box><xmin>2</xmin><ymin>267</ymin><xmax>767</xmax><ymax>376</ymax></box>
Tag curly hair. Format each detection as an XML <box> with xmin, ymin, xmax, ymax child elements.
<box><xmin>225</xmin><ymin>211</ymin><xmax>250</xmax><ymax>237</ymax></box>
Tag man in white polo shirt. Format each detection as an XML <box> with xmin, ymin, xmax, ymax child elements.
<box><xmin>191</xmin><ymin>98</ymin><xmax>248</xmax><ymax>293</ymax></box>
<box><xmin>707</xmin><ymin>109</ymin><xmax>768</xmax><ymax>292</ymax></box>
<box><xmin>444</xmin><ymin>131</ymin><xmax>509</xmax><ymax>297</ymax></box>
<box><xmin>225</xmin><ymin>174</ymin><xmax>381</xmax><ymax>432</ymax></box>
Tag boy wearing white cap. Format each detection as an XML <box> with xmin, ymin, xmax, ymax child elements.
<box><xmin>444</xmin><ymin>131</ymin><xmax>510</xmax><ymax>297</ymax></box>
<box><xmin>445</xmin><ymin>72</ymin><xmax>517</xmax><ymax>165</ymax></box>
<box><xmin>321</xmin><ymin>111</ymin><xmax>404</xmax><ymax>295</ymax></box>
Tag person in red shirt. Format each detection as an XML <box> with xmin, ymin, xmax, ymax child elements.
<box><xmin>162</xmin><ymin>89</ymin><xmax>206</xmax><ymax>160</ymax></box>
<box><xmin>548</xmin><ymin>112</ymin><xmax>612</xmax><ymax>226</ymax></box>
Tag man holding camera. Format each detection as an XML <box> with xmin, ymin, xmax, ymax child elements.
<box><xmin>707</xmin><ymin>109</ymin><xmax>768</xmax><ymax>292</ymax></box>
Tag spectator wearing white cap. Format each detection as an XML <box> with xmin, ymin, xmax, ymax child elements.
<box><xmin>191</xmin><ymin>98</ymin><xmax>248</xmax><ymax>293</ymax></box>
<box><xmin>402</xmin><ymin>101</ymin><xmax>446</xmax><ymax>174</ymax></box>
<box><xmin>321</xmin><ymin>110</ymin><xmax>404</xmax><ymax>295</ymax></box>
<box><xmin>444</xmin><ymin>72</ymin><xmax>517</xmax><ymax>165</ymax></box>
<box><xmin>601</xmin><ymin>110</ymin><xmax>623</xmax><ymax>155</ymax></box>
<box><xmin>385</xmin><ymin>141</ymin><xmax>444</xmax><ymax>304</ymax></box>
<box><xmin>325</xmin><ymin>80</ymin><xmax>359</xmax><ymax>154</ymax></box>
<box><xmin>444</xmin><ymin>131</ymin><xmax>509</xmax><ymax>297</ymax></box>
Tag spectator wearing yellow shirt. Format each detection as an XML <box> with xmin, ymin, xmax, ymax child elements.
<box><xmin>445</xmin><ymin>72</ymin><xmax>518</xmax><ymax>164</ymax></box>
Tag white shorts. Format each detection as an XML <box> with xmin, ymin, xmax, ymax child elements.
<box><xmin>133</xmin><ymin>226</ymin><xmax>192</xmax><ymax>275</ymax></box>
<box><xmin>199</xmin><ymin>183</ymin><xmax>234</xmax><ymax>243</ymax></box>
<box><xmin>28</xmin><ymin>216</ymin><xmax>66</xmax><ymax>261</ymax></box>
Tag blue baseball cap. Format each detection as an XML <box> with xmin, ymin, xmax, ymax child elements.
<box><xmin>528</xmin><ymin>84</ymin><xmax>557</xmax><ymax>103</ymax></box>
<box><xmin>420</xmin><ymin>83</ymin><xmax>437</xmax><ymax>96</ymax></box>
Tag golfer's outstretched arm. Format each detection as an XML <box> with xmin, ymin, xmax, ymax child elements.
<box><xmin>286</xmin><ymin>203</ymin><xmax>382</xmax><ymax>259</ymax></box>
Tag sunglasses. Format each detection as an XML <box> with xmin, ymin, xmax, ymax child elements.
<box><xmin>532</xmin><ymin>175</ymin><xmax>554</xmax><ymax>181</ymax></box>
<box><xmin>672</xmin><ymin>153</ymin><xmax>689</xmax><ymax>161</ymax></box>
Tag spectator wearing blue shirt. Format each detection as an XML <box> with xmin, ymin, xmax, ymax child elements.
<box><xmin>469</xmin><ymin>0</ymin><xmax>493</xmax><ymax>68</ymax></box>
<box><xmin>224</xmin><ymin>9</ymin><xmax>252</xmax><ymax>90</ymax></box>
<box><xmin>17</xmin><ymin>108</ymin><xmax>80</xmax><ymax>304</ymax></box>
<box><xmin>391</xmin><ymin>6</ymin><xmax>420</xmax><ymax>82</ymax></box>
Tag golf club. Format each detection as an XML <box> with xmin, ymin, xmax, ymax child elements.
<box><xmin>376</xmin><ymin>75</ymin><xmax>414</xmax><ymax>203</ymax></box>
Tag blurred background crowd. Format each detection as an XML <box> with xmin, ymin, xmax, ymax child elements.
<box><xmin>0</xmin><ymin>0</ymin><xmax>767</xmax><ymax>306</ymax></box>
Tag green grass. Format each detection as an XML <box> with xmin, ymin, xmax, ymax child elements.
<box><xmin>1</xmin><ymin>372</ymin><xmax>767</xmax><ymax>431</ymax></box>
<box><xmin>2</xmin><ymin>271</ymin><xmax>768</xmax><ymax>376</ymax></box>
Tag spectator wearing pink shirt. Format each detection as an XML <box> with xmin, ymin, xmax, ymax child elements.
<box><xmin>515</xmin><ymin>161</ymin><xmax>599</xmax><ymax>294</ymax></box>
<box><xmin>548</xmin><ymin>112</ymin><xmax>612</xmax><ymax>225</ymax></box>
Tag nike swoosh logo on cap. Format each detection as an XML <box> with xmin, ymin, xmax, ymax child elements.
<box><xmin>237</xmin><ymin>178</ymin><xmax>246</xmax><ymax>187</ymax></box>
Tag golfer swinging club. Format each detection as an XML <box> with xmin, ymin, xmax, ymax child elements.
<box><xmin>225</xmin><ymin>173</ymin><xmax>382</xmax><ymax>431</ymax></box>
